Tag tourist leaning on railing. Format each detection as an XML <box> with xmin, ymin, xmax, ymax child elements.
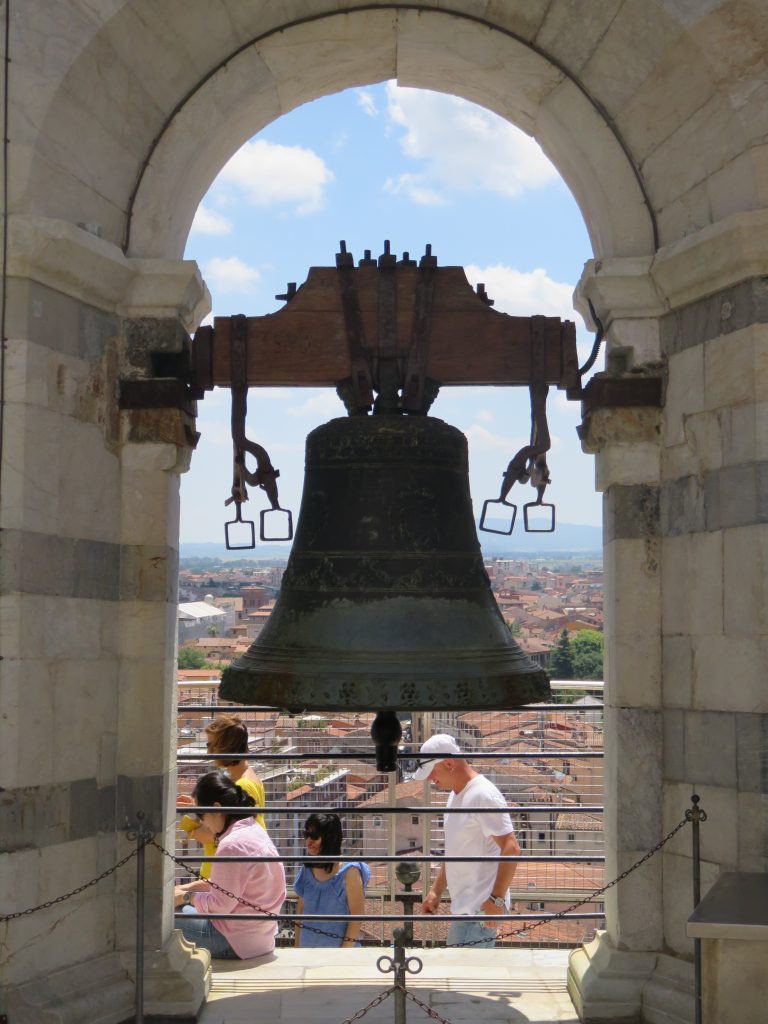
<box><xmin>174</xmin><ymin>770</ymin><xmax>286</xmax><ymax>959</ymax></box>
<box><xmin>294</xmin><ymin>813</ymin><xmax>370</xmax><ymax>948</ymax></box>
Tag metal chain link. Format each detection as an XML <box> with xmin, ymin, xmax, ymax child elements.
<box><xmin>443</xmin><ymin>814</ymin><xmax>691</xmax><ymax>949</ymax></box>
<box><xmin>0</xmin><ymin>843</ymin><xmax>144</xmax><ymax>923</ymax></box>
<box><xmin>401</xmin><ymin>985</ymin><xmax>455</xmax><ymax>1024</ymax></box>
<box><xmin>151</xmin><ymin>838</ymin><xmax>346</xmax><ymax>945</ymax></box>
<box><xmin>339</xmin><ymin>986</ymin><xmax>396</xmax><ymax>1023</ymax></box>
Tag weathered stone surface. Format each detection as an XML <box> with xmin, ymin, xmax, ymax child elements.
<box><xmin>660</xmin><ymin>533</ymin><xmax>723</xmax><ymax>636</ymax></box>
<box><xmin>723</xmin><ymin>525</ymin><xmax>768</xmax><ymax>634</ymax></box>
<box><xmin>706</xmin><ymin>461</ymin><xmax>768</xmax><ymax>531</ymax></box>
<box><xmin>693</xmin><ymin>635</ymin><xmax>768</xmax><ymax>713</ymax></box>
<box><xmin>0</xmin><ymin>529</ymin><xmax>120</xmax><ymax>600</ymax></box>
<box><xmin>660</xmin><ymin>474</ymin><xmax>706</xmax><ymax>535</ymax></box>
<box><xmin>661</xmin><ymin>277</ymin><xmax>768</xmax><ymax>356</ymax></box>
<box><xmin>118</xmin><ymin>544</ymin><xmax>178</xmax><ymax>603</ymax></box>
<box><xmin>603</xmin><ymin>484</ymin><xmax>659</xmax><ymax>542</ymax></box>
<box><xmin>665</xmin><ymin>345</ymin><xmax>704</xmax><ymax>447</ymax></box>
<box><xmin>662</xmin><ymin>635</ymin><xmax>693</xmax><ymax>708</ymax></box>
<box><xmin>735</xmin><ymin>714</ymin><xmax>768</xmax><ymax>795</ymax></box>
<box><xmin>580</xmin><ymin>406</ymin><xmax>662</xmax><ymax>457</ymax></box>
<box><xmin>122</xmin><ymin>316</ymin><xmax>190</xmax><ymax>377</ymax></box>
<box><xmin>684</xmin><ymin>712</ymin><xmax>738</xmax><ymax>789</ymax></box>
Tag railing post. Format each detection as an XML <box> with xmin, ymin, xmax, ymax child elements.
<box><xmin>686</xmin><ymin>794</ymin><xmax>707</xmax><ymax>1024</ymax></box>
<box><xmin>128</xmin><ymin>812</ymin><xmax>154</xmax><ymax>1024</ymax></box>
<box><xmin>376</xmin><ymin>928</ymin><xmax>422</xmax><ymax>1024</ymax></box>
<box><xmin>392</xmin><ymin>929</ymin><xmax>407</xmax><ymax>1024</ymax></box>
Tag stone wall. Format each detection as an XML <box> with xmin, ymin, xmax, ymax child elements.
<box><xmin>0</xmin><ymin>230</ymin><xmax>211</xmax><ymax>1018</ymax></box>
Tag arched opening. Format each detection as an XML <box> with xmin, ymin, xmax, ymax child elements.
<box><xmin>174</xmin><ymin>79</ymin><xmax>605</xmax><ymax>969</ymax></box>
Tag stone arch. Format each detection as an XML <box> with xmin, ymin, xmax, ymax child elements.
<box><xmin>123</xmin><ymin>6</ymin><xmax>654</xmax><ymax>260</ymax></box>
<box><xmin>20</xmin><ymin>2</ymin><xmax>768</xmax><ymax>269</ymax></box>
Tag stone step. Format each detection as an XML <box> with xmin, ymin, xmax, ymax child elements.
<box><xmin>7</xmin><ymin>953</ymin><xmax>135</xmax><ymax>1024</ymax></box>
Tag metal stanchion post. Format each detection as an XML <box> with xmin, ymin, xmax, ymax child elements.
<box><xmin>377</xmin><ymin>927</ymin><xmax>422</xmax><ymax>1024</ymax></box>
<box><xmin>686</xmin><ymin>794</ymin><xmax>707</xmax><ymax>1024</ymax></box>
<box><xmin>392</xmin><ymin>932</ymin><xmax>407</xmax><ymax>1024</ymax></box>
<box><xmin>127</xmin><ymin>812</ymin><xmax>154</xmax><ymax>1024</ymax></box>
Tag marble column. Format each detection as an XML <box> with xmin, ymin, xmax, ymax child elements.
<box><xmin>1</xmin><ymin>218</ymin><xmax>211</xmax><ymax>1021</ymax></box>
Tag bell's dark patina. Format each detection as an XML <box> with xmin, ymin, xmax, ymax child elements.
<box><xmin>220</xmin><ymin>415</ymin><xmax>550</xmax><ymax>711</ymax></box>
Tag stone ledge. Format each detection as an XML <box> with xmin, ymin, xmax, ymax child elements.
<box><xmin>8</xmin><ymin>215</ymin><xmax>210</xmax><ymax>330</ymax></box>
<box><xmin>687</xmin><ymin>872</ymin><xmax>768</xmax><ymax>940</ymax></box>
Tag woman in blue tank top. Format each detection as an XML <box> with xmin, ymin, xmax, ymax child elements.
<box><xmin>294</xmin><ymin>813</ymin><xmax>370</xmax><ymax>947</ymax></box>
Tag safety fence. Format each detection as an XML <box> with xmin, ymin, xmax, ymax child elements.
<box><xmin>1</xmin><ymin>796</ymin><xmax>707</xmax><ymax>1024</ymax></box>
<box><xmin>175</xmin><ymin>699</ymin><xmax>606</xmax><ymax>949</ymax></box>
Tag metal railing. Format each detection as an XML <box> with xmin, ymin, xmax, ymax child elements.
<box><xmin>174</xmin><ymin>697</ymin><xmax>605</xmax><ymax>948</ymax></box>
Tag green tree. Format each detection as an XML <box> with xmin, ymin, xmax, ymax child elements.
<box><xmin>550</xmin><ymin>629</ymin><xmax>574</xmax><ymax>679</ymax></box>
<box><xmin>571</xmin><ymin>629</ymin><xmax>604</xmax><ymax>680</ymax></box>
<box><xmin>178</xmin><ymin>645</ymin><xmax>209</xmax><ymax>669</ymax></box>
<box><xmin>507</xmin><ymin>619</ymin><xmax>522</xmax><ymax>637</ymax></box>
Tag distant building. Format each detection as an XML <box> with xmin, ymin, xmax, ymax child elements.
<box><xmin>177</xmin><ymin>600</ymin><xmax>228</xmax><ymax>645</ymax></box>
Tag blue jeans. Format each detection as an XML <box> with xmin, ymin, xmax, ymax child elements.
<box><xmin>447</xmin><ymin>918</ymin><xmax>497</xmax><ymax>948</ymax></box>
<box><xmin>178</xmin><ymin>905</ymin><xmax>239</xmax><ymax>959</ymax></box>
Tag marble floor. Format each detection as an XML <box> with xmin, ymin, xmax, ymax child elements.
<box><xmin>199</xmin><ymin>947</ymin><xmax>580</xmax><ymax>1023</ymax></box>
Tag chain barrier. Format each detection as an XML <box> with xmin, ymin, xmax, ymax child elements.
<box><xmin>0</xmin><ymin>843</ymin><xmax>145</xmax><ymax>923</ymax></box>
<box><xmin>401</xmin><ymin>986</ymin><xmax>455</xmax><ymax>1024</ymax></box>
<box><xmin>442</xmin><ymin>814</ymin><xmax>691</xmax><ymax>949</ymax></box>
<box><xmin>1</xmin><ymin>808</ymin><xmax>699</xmax><ymax>1024</ymax></box>
<box><xmin>339</xmin><ymin>986</ymin><xmax>396</xmax><ymax>1023</ymax></box>
<box><xmin>149</xmin><ymin>817</ymin><xmax>690</xmax><ymax>1020</ymax></box>
<box><xmin>150</xmin><ymin>837</ymin><xmax>348</xmax><ymax>946</ymax></box>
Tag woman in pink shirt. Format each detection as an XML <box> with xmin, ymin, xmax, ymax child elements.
<box><xmin>174</xmin><ymin>771</ymin><xmax>286</xmax><ymax>959</ymax></box>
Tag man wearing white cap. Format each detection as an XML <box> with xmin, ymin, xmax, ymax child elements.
<box><xmin>415</xmin><ymin>734</ymin><xmax>519</xmax><ymax>948</ymax></box>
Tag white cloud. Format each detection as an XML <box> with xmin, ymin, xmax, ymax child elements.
<box><xmin>191</xmin><ymin>203</ymin><xmax>232</xmax><ymax>236</ymax></box>
<box><xmin>356</xmin><ymin>90</ymin><xmax>378</xmax><ymax>117</ymax></box>
<box><xmin>218</xmin><ymin>139</ymin><xmax>334</xmax><ymax>214</ymax></box>
<box><xmin>464</xmin><ymin>264</ymin><xmax>575</xmax><ymax>320</ymax></box>
<box><xmin>204</xmin><ymin>256</ymin><xmax>261</xmax><ymax>294</ymax></box>
<box><xmin>465</xmin><ymin>424</ymin><xmax>527</xmax><ymax>452</ymax></box>
<box><xmin>384</xmin><ymin>173</ymin><xmax>447</xmax><ymax>206</ymax></box>
<box><xmin>286</xmin><ymin>391</ymin><xmax>346</xmax><ymax>419</ymax></box>
<box><xmin>385</xmin><ymin>83</ymin><xmax>557</xmax><ymax>203</ymax></box>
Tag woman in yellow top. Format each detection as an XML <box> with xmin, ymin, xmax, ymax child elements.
<box><xmin>179</xmin><ymin>714</ymin><xmax>267</xmax><ymax>879</ymax></box>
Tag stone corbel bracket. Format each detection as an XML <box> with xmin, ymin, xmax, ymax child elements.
<box><xmin>577</xmin><ymin>371</ymin><xmax>663</xmax><ymax>453</ymax></box>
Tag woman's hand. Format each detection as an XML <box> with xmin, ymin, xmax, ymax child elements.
<box><xmin>176</xmin><ymin>794</ymin><xmax>195</xmax><ymax>806</ymax></box>
<box><xmin>190</xmin><ymin>823</ymin><xmax>216</xmax><ymax>845</ymax></box>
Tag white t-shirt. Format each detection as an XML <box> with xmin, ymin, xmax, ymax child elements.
<box><xmin>444</xmin><ymin>774</ymin><xmax>515</xmax><ymax>916</ymax></box>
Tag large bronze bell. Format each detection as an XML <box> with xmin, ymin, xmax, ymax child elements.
<box><xmin>220</xmin><ymin>414</ymin><xmax>550</xmax><ymax>713</ymax></box>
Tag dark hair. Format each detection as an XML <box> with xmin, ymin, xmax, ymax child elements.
<box><xmin>205</xmin><ymin>714</ymin><xmax>249</xmax><ymax>766</ymax></box>
<box><xmin>193</xmin><ymin>770</ymin><xmax>256</xmax><ymax>833</ymax></box>
<box><xmin>304</xmin><ymin>812</ymin><xmax>343</xmax><ymax>873</ymax></box>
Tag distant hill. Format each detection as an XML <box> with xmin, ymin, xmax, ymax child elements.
<box><xmin>180</xmin><ymin>521</ymin><xmax>602</xmax><ymax>562</ymax></box>
<box><xmin>477</xmin><ymin>520</ymin><xmax>602</xmax><ymax>555</ymax></box>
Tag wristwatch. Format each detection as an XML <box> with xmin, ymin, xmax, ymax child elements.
<box><xmin>487</xmin><ymin>894</ymin><xmax>506</xmax><ymax>909</ymax></box>
<box><xmin>182</xmin><ymin>891</ymin><xmax>193</xmax><ymax>906</ymax></box>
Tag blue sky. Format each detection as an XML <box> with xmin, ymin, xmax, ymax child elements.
<box><xmin>181</xmin><ymin>82</ymin><xmax>600</xmax><ymax>544</ymax></box>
